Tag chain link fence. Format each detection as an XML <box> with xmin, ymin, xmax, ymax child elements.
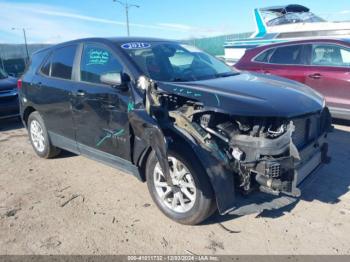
<box><xmin>185</xmin><ymin>32</ymin><xmax>252</xmax><ymax>56</ymax></box>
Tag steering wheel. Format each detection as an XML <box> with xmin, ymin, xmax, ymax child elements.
<box><xmin>182</xmin><ymin>68</ymin><xmax>197</xmax><ymax>81</ymax></box>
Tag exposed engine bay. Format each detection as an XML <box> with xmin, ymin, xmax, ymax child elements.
<box><xmin>130</xmin><ymin>76</ymin><xmax>331</xmax><ymax>214</ymax></box>
<box><xmin>168</xmin><ymin>101</ymin><xmax>300</xmax><ymax>196</ymax></box>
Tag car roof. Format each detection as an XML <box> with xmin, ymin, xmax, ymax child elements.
<box><xmin>32</xmin><ymin>37</ymin><xmax>175</xmax><ymax>56</ymax></box>
<box><xmin>49</xmin><ymin>37</ymin><xmax>172</xmax><ymax>48</ymax></box>
<box><xmin>250</xmin><ymin>38</ymin><xmax>350</xmax><ymax>52</ymax></box>
<box><xmin>107</xmin><ymin>36</ymin><xmax>172</xmax><ymax>43</ymax></box>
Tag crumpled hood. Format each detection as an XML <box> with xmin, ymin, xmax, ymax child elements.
<box><xmin>0</xmin><ymin>76</ymin><xmax>17</xmax><ymax>92</ymax></box>
<box><xmin>158</xmin><ymin>72</ymin><xmax>324</xmax><ymax>118</ymax></box>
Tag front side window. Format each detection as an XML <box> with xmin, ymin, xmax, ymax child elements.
<box><xmin>121</xmin><ymin>42</ymin><xmax>235</xmax><ymax>82</ymax></box>
<box><xmin>311</xmin><ymin>44</ymin><xmax>350</xmax><ymax>67</ymax></box>
<box><xmin>80</xmin><ymin>43</ymin><xmax>123</xmax><ymax>84</ymax></box>
<box><xmin>51</xmin><ymin>45</ymin><xmax>77</xmax><ymax>80</ymax></box>
<box><xmin>267</xmin><ymin>12</ymin><xmax>325</xmax><ymax>26</ymax></box>
<box><xmin>269</xmin><ymin>45</ymin><xmax>304</xmax><ymax>65</ymax></box>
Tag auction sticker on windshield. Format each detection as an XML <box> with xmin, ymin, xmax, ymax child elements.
<box><xmin>121</xmin><ymin>42</ymin><xmax>151</xmax><ymax>49</ymax></box>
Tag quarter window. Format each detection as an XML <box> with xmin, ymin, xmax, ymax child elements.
<box><xmin>254</xmin><ymin>49</ymin><xmax>274</xmax><ymax>63</ymax></box>
<box><xmin>40</xmin><ymin>54</ymin><xmax>51</xmax><ymax>76</ymax></box>
<box><xmin>269</xmin><ymin>45</ymin><xmax>304</xmax><ymax>65</ymax></box>
<box><xmin>80</xmin><ymin>43</ymin><xmax>123</xmax><ymax>84</ymax></box>
<box><xmin>311</xmin><ymin>44</ymin><xmax>350</xmax><ymax>67</ymax></box>
<box><xmin>50</xmin><ymin>45</ymin><xmax>77</xmax><ymax>79</ymax></box>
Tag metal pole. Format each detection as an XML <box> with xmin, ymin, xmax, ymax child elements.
<box><xmin>22</xmin><ymin>28</ymin><xmax>30</xmax><ymax>63</ymax></box>
<box><xmin>113</xmin><ymin>0</ymin><xmax>139</xmax><ymax>37</ymax></box>
<box><xmin>0</xmin><ymin>51</ymin><xmax>5</xmax><ymax>71</ymax></box>
<box><xmin>126</xmin><ymin>5</ymin><xmax>130</xmax><ymax>36</ymax></box>
<box><xmin>0</xmin><ymin>46</ymin><xmax>5</xmax><ymax>70</ymax></box>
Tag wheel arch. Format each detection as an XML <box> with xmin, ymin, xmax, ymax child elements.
<box><xmin>163</xmin><ymin>127</ymin><xmax>236</xmax><ymax>214</ymax></box>
<box><xmin>130</xmin><ymin>113</ymin><xmax>236</xmax><ymax>214</ymax></box>
<box><xmin>22</xmin><ymin>106</ymin><xmax>36</xmax><ymax>127</ymax></box>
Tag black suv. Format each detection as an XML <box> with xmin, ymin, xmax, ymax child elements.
<box><xmin>0</xmin><ymin>67</ymin><xmax>19</xmax><ymax>119</ymax></box>
<box><xmin>20</xmin><ymin>37</ymin><xmax>331</xmax><ymax>225</ymax></box>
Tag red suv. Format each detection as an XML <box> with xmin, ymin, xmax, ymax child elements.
<box><xmin>235</xmin><ymin>39</ymin><xmax>350</xmax><ymax>120</ymax></box>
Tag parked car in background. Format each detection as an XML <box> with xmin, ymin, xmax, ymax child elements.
<box><xmin>19</xmin><ymin>37</ymin><xmax>330</xmax><ymax>225</ymax></box>
<box><xmin>0</xmin><ymin>67</ymin><xmax>19</xmax><ymax>119</ymax></box>
<box><xmin>235</xmin><ymin>39</ymin><xmax>350</xmax><ymax>120</ymax></box>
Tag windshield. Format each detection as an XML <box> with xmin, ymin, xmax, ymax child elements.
<box><xmin>0</xmin><ymin>68</ymin><xmax>8</xmax><ymax>79</ymax></box>
<box><xmin>121</xmin><ymin>42</ymin><xmax>236</xmax><ymax>82</ymax></box>
<box><xmin>265</xmin><ymin>12</ymin><xmax>325</xmax><ymax>26</ymax></box>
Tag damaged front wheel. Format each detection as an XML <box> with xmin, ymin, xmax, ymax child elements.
<box><xmin>146</xmin><ymin>149</ymin><xmax>216</xmax><ymax>225</ymax></box>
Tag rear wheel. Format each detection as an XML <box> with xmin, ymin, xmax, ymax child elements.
<box><xmin>28</xmin><ymin>111</ymin><xmax>61</xmax><ymax>158</ymax></box>
<box><xmin>146</xmin><ymin>148</ymin><xmax>216</xmax><ymax>225</ymax></box>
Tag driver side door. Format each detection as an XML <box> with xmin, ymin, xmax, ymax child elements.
<box><xmin>72</xmin><ymin>42</ymin><xmax>132</xmax><ymax>163</ymax></box>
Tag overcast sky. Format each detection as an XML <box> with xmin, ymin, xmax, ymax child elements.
<box><xmin>0</xmin><ymin>0</ymin><xmax>350</xmax><ymax>44</ymax></box>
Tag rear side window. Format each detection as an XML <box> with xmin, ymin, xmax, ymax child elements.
<box><xmin>311</xmin><ymin>44</ymin><xmax>350</xmax><ymax>67</ymax></box>
<box><xmin>50</xmin><ymin>45</ymin><xmax>77</xmax><ymax>80</ymax></box>
<box><xmin>269</xmin><ymin>45</ymin><xmax>304</xmax><ymax>65</ymax></box>
<box><xmin>41</xmin><ymin>54</ymin><xmax>51</xmax><ymax>76</ymax></box>
<box><xmin>254</xmin><ymin>49</ymin><xmax>274</xmax><ymax>63</ymax></box>
<box><xmin>25</xmin><ymin>50</ymin><xmax>48</xmax><ymax>77</ymax></box>
<box><xmin>80</xmin><ymin>43</ymin><xmax>123</xmax><ymax>84</ymax></box>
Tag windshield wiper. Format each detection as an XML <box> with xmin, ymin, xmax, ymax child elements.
<box><xmin>215</xmin><ymin>72</ymin><xmax>238</xmax><ymax>78</ymax></box>
<box><xmin>170</xmin><ymin>77</ymin><xmax>192</xmax><ymax>82</ymax></box>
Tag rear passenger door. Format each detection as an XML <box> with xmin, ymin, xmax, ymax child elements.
<box><xmin>32</xmin><ymin>44</ymin><xmax>78</xmax><ymax>148</ymax></box>
<box><xmin>304</xmin><ymin>44</ymin><xmax>350</xmax><ymax>110</ymax></box>
<box><xmin>71</xmin><ymin>42</ymin><xmax>132</xmax><ymax>162</ymax></box>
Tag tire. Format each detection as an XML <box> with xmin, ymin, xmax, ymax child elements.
<box><xmin>27</xmin><ymin>111</ymin><xmax>61</xmax><ymax>158</ymax></box>
<box><xmin>146</xmin><ymin>148</ymin><xmax>216</xmax><ymax>225</ymax></box>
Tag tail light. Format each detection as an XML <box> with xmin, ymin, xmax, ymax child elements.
<box><xmin>17</xmin><ymin>79</ymin><xmax>22</xmax><ymax>89</ymax></box>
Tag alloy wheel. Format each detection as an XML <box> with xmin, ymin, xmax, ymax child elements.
<box><xmin>30</xmin><ymin>120</ymin><xmax>45</xmax><ymax>152</ymax></box>
<box><xmin>153</xmin><ymin>157</ymin><xmax>197</xmax><ymax>213</ymax></box>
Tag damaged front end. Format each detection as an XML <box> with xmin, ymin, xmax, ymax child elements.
<box><xmin>130</xmin><ymin>76</ymin><xmax>332</xmax><ymax>215</ymax></box>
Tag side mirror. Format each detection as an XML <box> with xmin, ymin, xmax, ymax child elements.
<box><xmin>100</xmin><ymin>72</ymin><xmax>122</xmax><ymax>87</ymax></box>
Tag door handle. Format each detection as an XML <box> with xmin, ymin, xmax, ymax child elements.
<box><xmin>104</xmin><ymin>104</ymin><xmax>116</xmax><ymax>110</ymax></box>
<box><xmin>75</xmin><ymin>90</ymin><xmax>86</xmax><ymax>96</ymax></box>
<box><xmin>308</xmin><ymin>73</ymin><xmax>322</xmax><ymax>79</ymax></box>
<box><xmin>259</xmin><ymin>70</ymin><xmax>270</xmax><ymax>75</ymax></box>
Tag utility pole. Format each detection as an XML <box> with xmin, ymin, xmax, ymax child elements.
<box><xmin>11</xmin><ymin>27</ymin><xmax>30</xmax><ymax>64</ymax></box>
<box><xmin>0</xmin><ymin>48</ymin><xmax>5</xmax><ymax>70</ymax></box>
<box><xmin>22</xmin><ymin>28</ymin><xmax>29</xmax><ymax>63</ymax></box>
<box><xmin>113</xmin><ymin>0</ymin><xmax>140</xmax><ymax>36</ymax></box>
<box><xmin>0</xmin><ymin>56</ymin><xmax>5</xmax><ymax>71</ymax></box>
